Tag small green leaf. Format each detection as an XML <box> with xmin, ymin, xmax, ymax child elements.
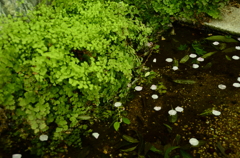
<box><xmin>145</xmin><ymin>72</ymin><xmax>150</xmax><ymax>77</ymax></box>
<box><xmin>222</xmin><ymin>47</ymin><xmax>236</xmax><ymax>53</ymax></box>
<box><xmin>32</xmin><ymin>122</ymin><xmax>38</xmax><ymax>129</ymax></box>
<box><xmin>78</xmin><ymin>115</ymin><xmax>91</xmax><ymax>120</ymax></box>
<box><xmin>201</xmin><ymin>52</ymin><xmax>216</xmax><ymax>58</ymax></box>
<box><xmin>175</xmin><ymin>134</ymin><xmax>181</xmax><ymax>145</ymax></box>
<box><xmin>180</xmin><ymin>149</ymin><xmax>193</xmax><ymax>158</ymax></box>
<box><xmin>164</xmin><ymin>146</ymin><xmax>180</xmax><ymax>158</ymax></box>
<box><xmin>216</xmin><ymin>142</ymin><xmax>228</xmax><ymax>157</ymax></box>
<box><xmin>114</xmin><ymin>122</ymin><xmax>120</xmax><ymax>131</ymax></box>
<box><xmin>179</xmin><ymin>55</ymin><xmax>189</xmax><ymax>63</ymax></box>
<box><xmin>218</xmin><ymin>43</ymin><xmax>227</xmax><ymax>50</ymax></box>
<box><xmin>163</xmin><ymin>123</ymin><xmax>172</xmax><ymax>132</ymax></box>
<box><xmin>203</xmin><ymin>62</ymin><xmax>212</xmax><ymax>69</ymax></box>
<box><xmin>150</xmin><ymin>145</ymin><xmax>163</xmax><ymax>154</ymax></box>
<box><xmin>122</xmin><ymin>117</ymin><xmax>130</xmax><ymax>124</ymax></box>
<box><xmin>121</xmin><ymin>146</ymin><xmax>137</xmax><ymax>152</ymax></box>
<box><xmin>122</xmin><ymin>135</ymin><xmax>139</xmax><ymax>143</ymax></box>
<box><xmin>173</xmin><ymin>80</ymin><xmax>196</xmax><ymax>84</ymax></box>
<box><xmin>225</xmin><ymin>55</ymin><xmax>231</xmax><ymax>61</ymax></box>
<box><xmin>153</xmin><ymin>45</ymin><xmax>160</xmax><ymax>50</ymax></box>
<box><xmin>205</xmin><ymin>35</ymin><xmax>238</xmax><ymax>42</ymax></box>
<box><xmin>40</xmin><ymin>123</ymin><xmax>47</xmax><ymax>129</ymax></box>
<box><xmin>173</xmin><ymin>58</ymin><xmax>178</xmax><ymax>67</ymax></box>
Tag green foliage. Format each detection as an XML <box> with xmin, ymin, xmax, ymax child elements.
<box><xmin>156</xmin><ymin>82</ymin><xmax>167</xmax><ymax>95</ymax></box>
<box><xmin>111</xmin><ymin>0</ymin><xmax>229</xmax><ymax>37</ymax></box>
<box><xmin>178</xmin><ymin>44</ymin><xmax>188</xmax><ymax>51</ymax></box>
<box><xmin>192</xmin><ymin>41</ymin><xmax>207</xmax><ymax>56</ymax></box>
<box><xmin>0</xmin><ymin>0</ymin><xmax>152</xmax><ymax>155</ymax></box>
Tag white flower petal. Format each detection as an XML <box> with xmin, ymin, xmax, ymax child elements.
<box><xmin>114</xmin><ymin>102</ymin><xmax>122</xmax><ymax>107</ymax></box>
<box><xmin>197</xmin><ymin>57</ymin><xmax>204</xmax><ymax>62</ymax></box>
<box><xmin>212</xmin><ymin>110</ymin><xmax>221</xmax><ymax>116</ymax></box>
<box><xmin>150</xmin><ymin>85</ymin><xmax>157</xmax><ymax>90</ymax></box>
<box><xmin>92</xmin><ymin>132</ymin><xmax>100</xmax><ymax>139</ymax></box>
<box><xmin>39</xmin><ymin>134</ymin><xmax>48</xmax><ymax>141</ymax></box>
<box><xmin>153</xmin><ymin>106</ymin><xmax>161</xmax><ymax>111</ymax></box>
<box><xmin>172</xmin><ymin>66</ymin><xmax>178</xmax><ymax>71</ymax></box>
<box><xmin>189</xmin><ymin>54</ymin><xmax>197</xmax><ymax>58</ymax></box>
<box><xmin>237</xmin><ymin>77</ymin><xmax>240</xmax><ymax>82</ymax></box>
<box><xmin>165</xmin><ymin>58</ymin><xmax>173</xmax><ymax>62</ymax></box>
<box><xmin>235</xmin><ymin>46</ymin><xmax>240</xmax><ymax>50</ymax></box>
<box><xmin>153</xmin><ymin>58</ymin><xmax>157</xmax><ymax>63</ymax></box>
<box><xmin>12</xmin><ymin>154</ymin><xmax>22</xmax><ymax>158</ymax></box>
<box><xmin>135</xmin><ymin>86</ymin><xmax>143</xmax><ymax>91</ymax></box>
<box><xmin>192</xmin><ymin>64</ymin><xmax>199</xmax><ymax>69</ymax></box>
<box><xmin>189</xmin><ymin>138</ymin><xmax>199</xmax><ymax>146</ymax></box>
<box><xmin>146</xmin><ymin>42</ymin><xmax>153</xmax><ymax>47</ymax></box>
<box><xmin>218</xmin><ymin>84</ymin><xmax>226</xmax><ymax>90</ymax></box>
<box><xmin>213</xmin><ymin>41</ymin><xmax>219</xmax><ymax>45</ymax></box>
<box><xmin>237</xmin><ymin>38</ymin><xmax>240</xmax><ymax>41</ymax></box>
<box><xmin>168</xmin><ymin>109</ymin><xmax>177</xmax><ymax>115</ymax></box>
<box><xmin>232</xmin><ymin>55</ymin><xmax>240</xmax><ymax>60</ymax></box>
<box><xmin>233</xmin><ymin>83</ymin><xmax>240</xmax><ymax>87</ymax></box>
<box><xmin>151</xmin><ymin>94</ymin><xmax>158</xmax><ymax>99</ymax></box>
<box><xmin>175</xmin><ymin>106</ymin><xmax>184</xmax><ymax>112</ymax></box>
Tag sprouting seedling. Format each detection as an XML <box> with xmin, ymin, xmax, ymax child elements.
<box><xmin>200</xmin><ymin>108</ymin><xmax>221</xmax><ymax>116</ymax></box>
<box><xmin>168</xmin><ymin>109</ymin><xmax>177</xmax><ymax>123</ymax></box>
<box><xmin>177</xmin><ymin>44</ymin><xmax>188</xmax><ymax>51</ymax></box>
<box><xmin>113</xmin><ymin>102</ymin><xmax>130</xmax><ymax>131</ymax></box>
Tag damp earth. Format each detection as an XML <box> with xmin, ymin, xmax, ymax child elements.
<box><xmin>64</xmin><ymin>24</ymin><xmax>240</xmax><ymax>158</ymax></box>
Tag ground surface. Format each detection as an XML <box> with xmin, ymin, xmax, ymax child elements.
<box><xmin>65</xmin><ymin>24</ymin><xmax>240</xmax><ymax>158</ymax></box>
<box><xmin>1</xmin><ymin>24</ymin><xmax>239</xmax><ymax>158</ymax></box>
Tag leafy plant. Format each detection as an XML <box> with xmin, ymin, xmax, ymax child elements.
<box><xmin>110</xmin><ymin>0</ymin><xmax>229</xmax><ymax>40</ymax></box>
<box><xmin>192</xmin><ymin>41</ymin><xmax>207</xmax><ymax>56</ymax></box>
<box><xmin>112</xmin><ymin>104</ymin><xmax>131</xmax><ymax>131</ymax></box>
<box><xmin>178</xmin><ymin>44</ymin><xmax>188</xmax><ymax>51</ymax></box>
<box><xmin>118</xmin><ymin>132</ymin><xmax>158</xmax><ymax>157</ymax></box>
<box><xmin>0</xmin><ymin>0</ymin><xmax>152</xmax><ymax>155</ymax></box>
<box><xmin>156</xmin><ymin>82</ymin><xmax>167</xmax><ymax>95</ymax></box>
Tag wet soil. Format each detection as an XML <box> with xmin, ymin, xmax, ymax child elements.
<box><xmin>65</xmin><ymin>24</ymin><xmax>240</xmax><ymax>158</ymax></box>
<box><xmin>1</xmin><ymin>24</ymin><xmax>239</xmax><ymax>158</ymax></box>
